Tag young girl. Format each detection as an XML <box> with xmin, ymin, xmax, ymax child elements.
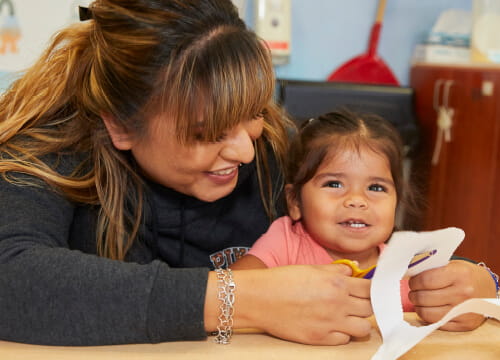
<box><xmin>232</xmin><ymin>110</ymin><xmax>420</xmax><ymax>311</ymax></box>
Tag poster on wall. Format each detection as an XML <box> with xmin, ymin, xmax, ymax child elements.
<box><xmin>0</xmin><ymin>0</ymin><xmax>90</xmax><ymax>72</ymax></box>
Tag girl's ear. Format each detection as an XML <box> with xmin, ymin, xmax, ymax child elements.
<box><xmin>285</xmin><ymin>184</ymin><xmax>302</xmax><ymax>221</ymax></box>
<box><xmin>101</xmin><ymin>113</ymin><xmax>135</xmax><ymax>150</ymax></box>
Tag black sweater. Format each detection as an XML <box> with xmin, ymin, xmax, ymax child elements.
<box><xmin>0</xmin><ymin>154</ymin><xmax>282</xmax><ymax>346</ymax></box>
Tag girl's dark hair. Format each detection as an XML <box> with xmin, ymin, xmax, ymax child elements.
<box><xmin>285</xmin><ymin>109</ymin><xmax>420</xmax><ymax>229</ymax></box>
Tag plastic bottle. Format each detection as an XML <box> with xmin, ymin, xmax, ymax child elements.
<box><xmin>471</xmin><ymin>0</ymin><xmax>500</xmax><ymax>63</ymax></box>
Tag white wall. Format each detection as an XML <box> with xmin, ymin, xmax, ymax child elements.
<box><xmin>248</xmin><ymin>0</ymin><xmax>472</xmax><ymax>85</ymax></box>
<box><xmin>0</xmin><ymin>0</ymin><xmax>471</xmax><ymax>91</ymax></box>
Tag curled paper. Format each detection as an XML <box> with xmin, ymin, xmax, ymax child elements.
<box><xmin>370</xmin><ymin>227</ymin><xmax>500</xmax><ymax>360</ymax></box>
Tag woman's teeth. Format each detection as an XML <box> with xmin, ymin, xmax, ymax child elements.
<box><xmin>212</xmin><ymin>168</ymin><xmax>235</xmax><ymax>176</ymax></box>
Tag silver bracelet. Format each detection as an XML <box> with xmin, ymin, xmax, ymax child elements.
<box><xmin>478</xmin><ymin>262</ymin><xmax>500</xmax><ymax>299</ymax></box>
<box><xmin>213</xmin><ymin>268</ymin><xmax>236</xmax><ymax>344</ymax></box>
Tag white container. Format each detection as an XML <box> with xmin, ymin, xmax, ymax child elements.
<box><xmin>471</xmin><ymin>0</ymin><xmax>500</xmax><ymax>63</ymax></box>
<box><xmin>255</xmin><ymin>0</ymin><xmax>291</xmax><ymax>65</ymax></box>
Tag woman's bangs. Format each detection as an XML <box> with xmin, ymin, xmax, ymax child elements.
<box><xmin>191</xmin><ymin>32</ymin><xmax>275</xmax><ymax>142</ymax></box>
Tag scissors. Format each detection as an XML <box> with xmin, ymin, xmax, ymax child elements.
<box><xmin>332</xmin><ymin>249</ymin><xmax>438</xmax><ymax>279</ymax></box>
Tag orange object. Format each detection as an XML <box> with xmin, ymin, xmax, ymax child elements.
<box><xmin>327</xmin><ymin>0</ymin><xmax>399</xmax><ymax>86</ymax></box>
<box><xmin>332</xmin><ymin>259</ymin><xmax>376</xmax><ymax>279</ymax></box>
<box><xmin>332</xmin><ymin>250</ymin><xmax>437</xmax><ymax>280</ymax></box>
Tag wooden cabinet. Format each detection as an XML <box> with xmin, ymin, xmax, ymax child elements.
<box><xmin>410</xmin><ymin>64</ymin><xmax>500</xmax><ymax>271</ymax></box>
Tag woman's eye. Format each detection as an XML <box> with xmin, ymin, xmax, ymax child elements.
<box><xmin>254</xmin><ymin>109</ymin><xmax>267</xmax><ymax>119</ymax></box>
<box><xmin>368</xmin><ymin>184</ymin><xmax>387</xmax><ymax>192</ymax></box>
<box><xmin>192</xmin><ymin>132</ymin><xmax>226</xmax><ymax>143</ymax></box>
<box><xmin>324</xmin><ymin>180</ymin><xmax>342</xmax><ymax>188</ymax></box>
<box><xmin>214</xmin><ymin>133</ymin><xmax>227</xmax><ymax>143</ymax></box>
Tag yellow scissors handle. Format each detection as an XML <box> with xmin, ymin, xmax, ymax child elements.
<box><xmin>332</xmin><ymin>250</ymin><xmax>437</xmax><ymax>279</ymax></box>
<box><xmin>332</xmin><ymin>259</ymin><xmax>376</xmax><ymax>278</ymax></box>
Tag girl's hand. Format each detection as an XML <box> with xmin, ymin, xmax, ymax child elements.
<box><xmin>206</xmin><ymin>264</ymin><xmax>373</xmax><ymax>345</ymax></box>
<box><xmin>408</xmin><ymin>260</ymin><xmax>497</xmax><ymax>331</ymax></box>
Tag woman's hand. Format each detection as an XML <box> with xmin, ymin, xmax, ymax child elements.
<box><xmin>205</xmin><ymin>264</ymin><xmax>373</xmax><ymax>345</ymax></box>
<box><xmin>408</xmin><ymin>260</ymin><xmax>498</xmax><ymax>331</ymax></box>
<box><xmin>239</xmin><ymin>264</ymin><xmax>373</xmax><ymax>345</ymax></box>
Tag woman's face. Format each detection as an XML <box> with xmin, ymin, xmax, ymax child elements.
<box><xmin>128</xmin><ymin>113</ymin><xmax>265</xmax><ymax>202</ymax></box>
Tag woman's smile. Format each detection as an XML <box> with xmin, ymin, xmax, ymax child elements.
<box><xmin>206</xmin><ymin>165</ymin><xmax>239</xmax><ymax>185</ymax></box>
<box><xmin>124</xmin><ymin>114</ymin><xmax>264</xmax><ymax>202</ymax></box>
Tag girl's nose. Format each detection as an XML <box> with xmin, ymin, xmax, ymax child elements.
<box><xmin>343</xmin><ymin>195</ymin><xmax>368</xmax><ymax>209</ymax></box>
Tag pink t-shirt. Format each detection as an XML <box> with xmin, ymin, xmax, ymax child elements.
<box><xmin>248</xmin><ymin>216</ymin><xmax>414</xmax><ymax>312</ymax></box>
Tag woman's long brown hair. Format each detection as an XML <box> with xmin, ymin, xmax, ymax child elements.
<box><xmin>0</xmin><ymin>0</ymin><xmax>290</xmax><ymax>260</ymax></box>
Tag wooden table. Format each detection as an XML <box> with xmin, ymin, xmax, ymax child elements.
<box><xmin>1</xmin><ymin>314</ymin><xmax>499</xmax><ymax>360</ymax></box>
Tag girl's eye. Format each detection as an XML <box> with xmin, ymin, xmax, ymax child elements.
<box><xmin>324</xmin><ymin>180</ymin><xmax>342</xmax><ymax>188</ymax></box>
<box><xmin>368</xmin><ymin>184</ymin><xmax>387</xmax><ymax>192</ymax></box>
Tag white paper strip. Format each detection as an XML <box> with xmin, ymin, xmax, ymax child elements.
<box><xmin>370</xmin><ymin>228</ymin><xmax>500</xmax><ymax>360</ymax></box>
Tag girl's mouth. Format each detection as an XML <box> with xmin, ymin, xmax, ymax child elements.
<box><xmin>339</xmin><ymin>220</ymin><xmax>369</xmax><ymax>228</ymax></box>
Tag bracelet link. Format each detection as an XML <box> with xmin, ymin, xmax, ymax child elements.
<box><xmin>214</xmin><ymin>268</ymin><xmax>236</xmax><ymax>344</ymax></box>
<box><xmin>478</xmin><ymin>262</ymin><xmax>500</xmax><ymax>299</ymax></box>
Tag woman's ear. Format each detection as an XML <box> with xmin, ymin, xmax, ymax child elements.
<box><xmin>285</xmin><ymin>184</ymin><xmax>302</xmax><ymax>221</ymax></box>
<box><xmin>101</xmin><ymin>113</ymin><xmax>135</xmax><ymax>150</ymax></box>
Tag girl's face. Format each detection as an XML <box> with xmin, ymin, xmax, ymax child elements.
<box><xmin>287</xmin><ymin>144</ymin><xmax>397</xmax><ymax>265</ymax></box>
<box><xmin>110</xmin><ymin>113</ymin><xmax>265</xmax><ymax>202</ymax></box>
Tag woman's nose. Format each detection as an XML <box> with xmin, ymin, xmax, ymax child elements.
<box><xmin>220</xmin><ymin>125</ymin><xmax>256</xmax><ymax>164</ymax></box>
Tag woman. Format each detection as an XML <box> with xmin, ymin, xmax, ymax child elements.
<box><xmin>0</xmin><ymin>0</ymin><xmax>496</xmax><ymax>347</ymax></box>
